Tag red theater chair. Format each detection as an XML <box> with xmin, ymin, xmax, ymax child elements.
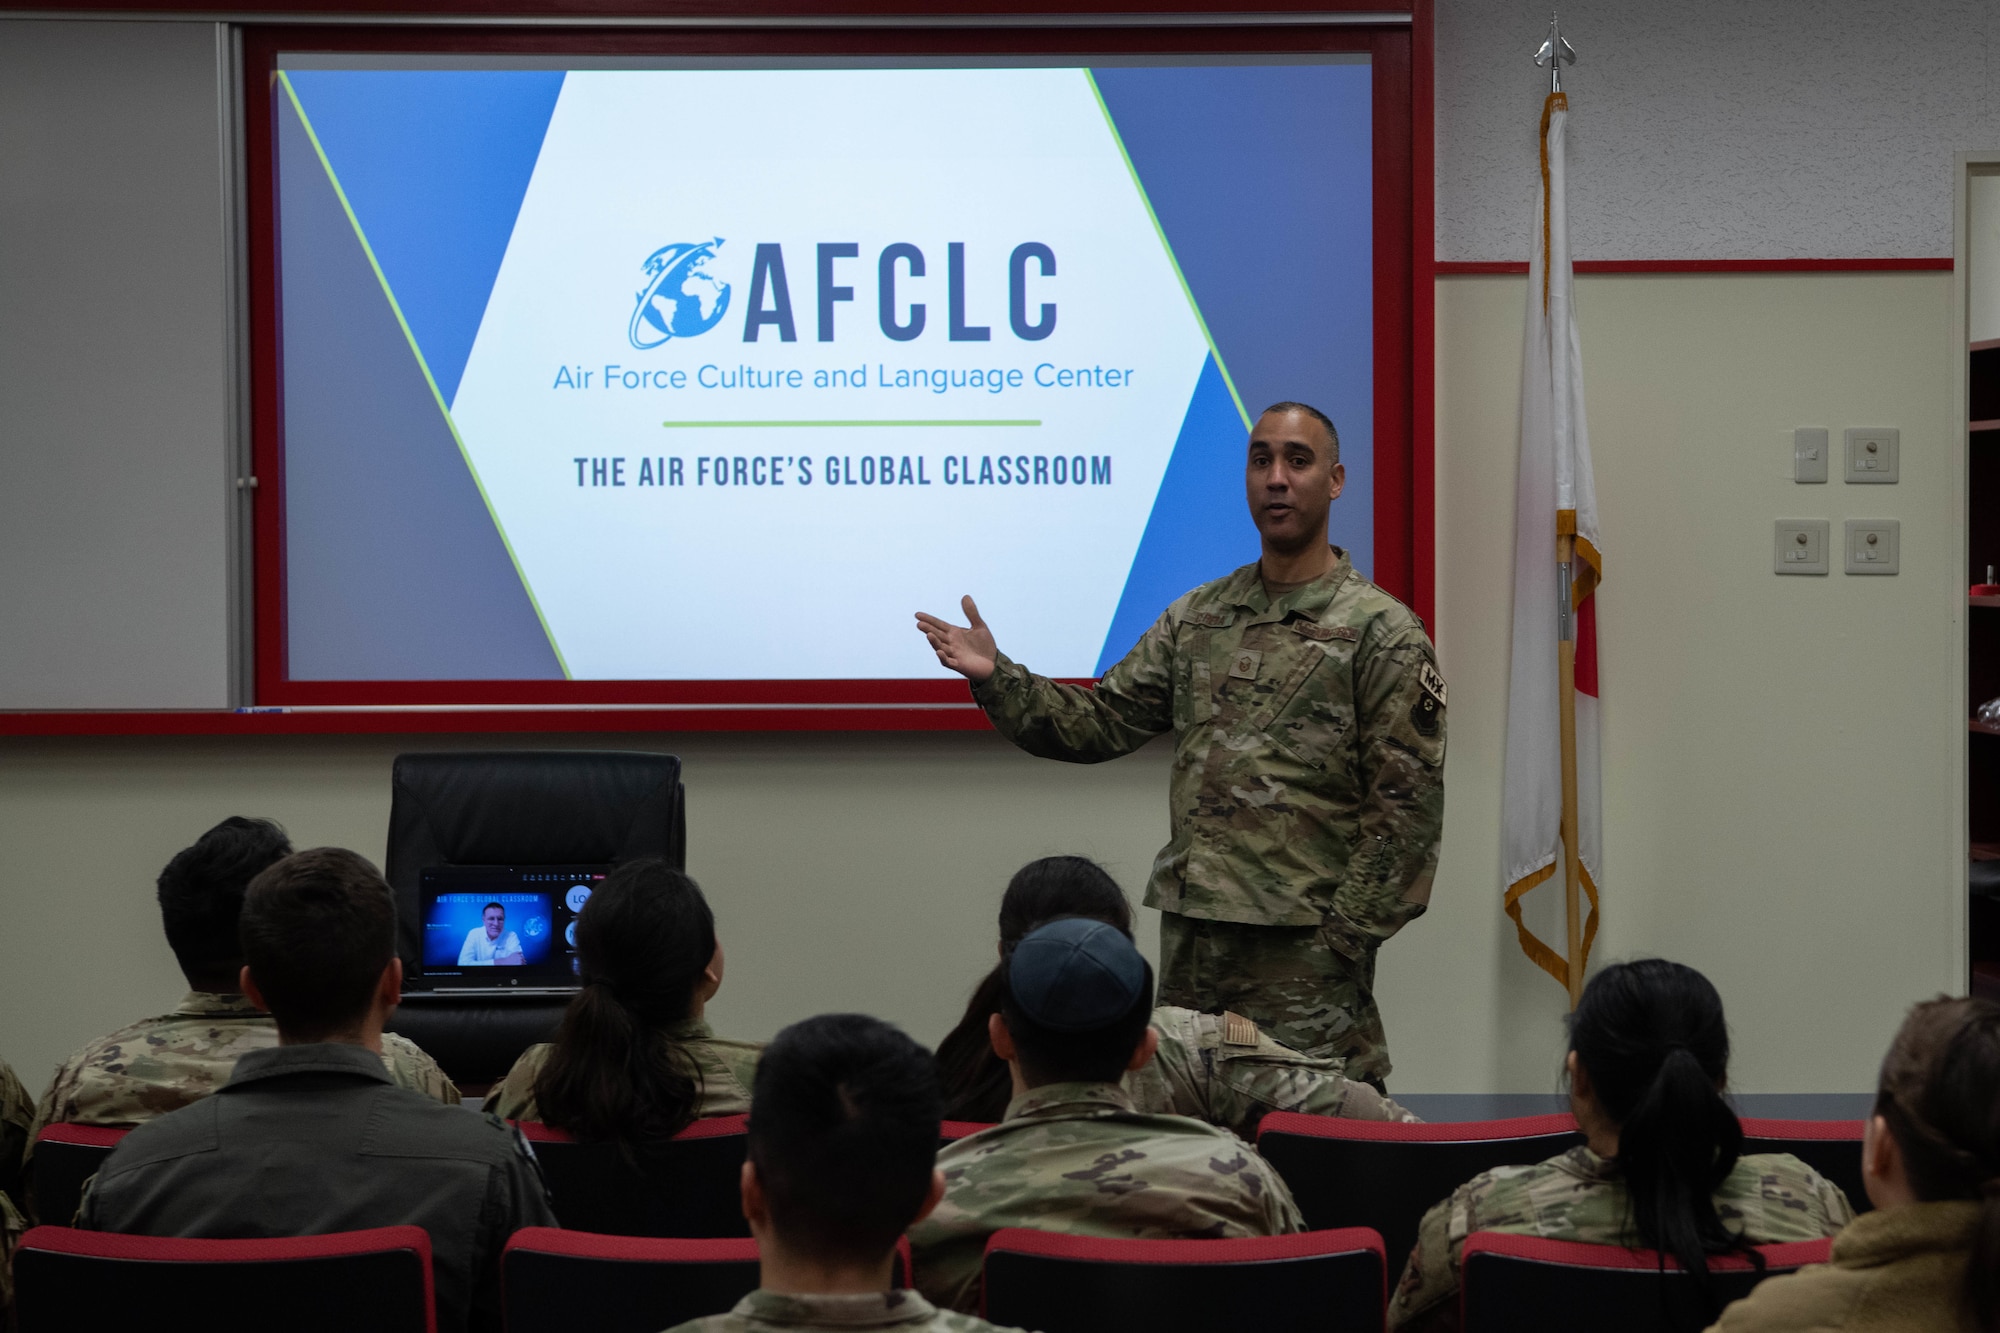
<box><xmin>939</xmin><ymin>1120</ymin><xmax>994</xmax><ymax>1143</ymax></box>
<box><xmin>12</xmin><ymin>1224</ymin><xmax>435</xmax><ymax>1333</ymax></box>
<box><xmin>517</xmin><ymin>1114</ymin><xmax>750</xmax><ymax>1237</ymax></box>
<box><xmin>1256</xmin><ymin>1111</ymin><xmax>1583</xmax><ymax>1282</ymax></box>
<box><xmin>1460</xmin><ymin>1232</ymin><xmax>1833</xmax><ymax>1333</ymax></box>
<box><xmin>503</xmin><ymin>1229</ymin><xmax>914</xmax><ymax>1333</ymax></box>
<box><xmin>29</xmin><ymin>1124</ymin><xmax>127</xmax><ymax>1225</ymax></box>
<box><xmin>1740</xmin><ymin>1117</ymin><xmax>1869</xmax><ymax>1214</ymax></box>
<box><xmin>981</xmin><ymin>1227</ymin><xmax>1386</xmax><ymax>1333</ymax></box>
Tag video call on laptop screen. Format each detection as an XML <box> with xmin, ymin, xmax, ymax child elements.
<box><xmin>415</xmin><ymin>865</ymin><xmax>607</xmax><ymax>990</ymax></box>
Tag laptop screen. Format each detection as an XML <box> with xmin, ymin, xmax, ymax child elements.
<box><xmin>413</xmin><ymin>865</ymin><xmax>607</xmax><ymax>992</ymax></box>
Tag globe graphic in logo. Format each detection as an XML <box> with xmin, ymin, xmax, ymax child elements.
<box><xmin>522</xmin><ymin>915</ymin><xmax>548</xmax><ymax>940</ymax></box>
<box><xmin>630</xmin><ymin>238</ymin><xmax>731</xmax><ymax>349</ymax></box>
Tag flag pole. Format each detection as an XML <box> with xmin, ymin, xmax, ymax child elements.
<box><xmin>1557</xmin><ymin>534</ymin><xmax>1584</xmax><ymax>1010</ymax></box>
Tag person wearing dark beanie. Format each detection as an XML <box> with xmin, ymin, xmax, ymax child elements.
<box><xmin>909</xmin><ymin>917</ymin><xmax>1304</xmax><ymax>1314</ymax></box>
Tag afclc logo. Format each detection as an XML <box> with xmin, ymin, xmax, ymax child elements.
<box><xmin>629</xmin><ymin>238</ymin><xmax>732</xmax><ymax>349</ymax></box>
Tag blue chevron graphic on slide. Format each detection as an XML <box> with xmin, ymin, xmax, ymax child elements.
<box><xmin>1090</xmin><ymin>62</ymin><xmax>1373</xmax><ymax>675</ymax></box>
<box><xmin>282</xmin><ymin>69</ymin><xmax>566</xmax><ymax>405</ymax></box>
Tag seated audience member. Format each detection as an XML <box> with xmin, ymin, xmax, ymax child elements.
<box><xmin>78</xmin><ymin>847</ymin><xmax>556</xmax><ymax>1333</ymax></box>
<box><xmin>1388</xmin><ymin>959</ymin><xmax>1854</xmax><ymax>1333</ymax></box>
<box><xmin>664</xmin><ymin>1014</ymin><xmax>1026</xmax><ymax>1333</ymax></box>
<box><xmin>484</xmin><ymin>859</ymin><xmax>760</xmax><ymax>1136</ymax></box>
<box><xmin>28</xmin><ymin>817</ymin><xmax>457</xmax><ymax>1167</ymax></box>
<box><xmin>1</xmin><ymin>1055</ymin><xmax>27</xmax><ymax>1314</ymax></box>
<box><xmin>935</xmin><ymin>855</ymin><xmax>1416</xmax><ymax>1133</ymax></box>
<box><xmin>1709</xmin><ymin>995</ymin><xmax>2000</xmax><ymax>1333</ymax></box>
<box><xmin>910</xmin><ymin>917</ymin><xmax>1305</xmax><ymax>1313</ymax></box>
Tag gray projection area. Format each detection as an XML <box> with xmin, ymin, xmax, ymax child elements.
<box><xmin>277</xmin><ymin>90</ymin><xmax>562</xmax><ymax>681</ymax></box>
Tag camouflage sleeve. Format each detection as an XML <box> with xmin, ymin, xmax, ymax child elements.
<box><xmin>0</xmin><ymin>1060</ymin><xmax>31</xmax><ymax>1209</ymax></box>
<box><xmin>970</xmin><ymin>610</ymin><xmax>1177</xmax><ymax>763</ymax></box>
<box><xmin>1203</xmin><ymin>1019</ymin><xmax>1420</xmax><ymax>1137</ymax></box>
<box><xmin>1258</xmin><ymin>1158</ymin><xmax>1308</xmax><ymax>1234</ymax></box>
<box><xmin>1332</xmin><ymin>624</ymin><xmax>1446</xmax><ymax>947</ymax></box>
<box><xmin>1815</xmin><ymin>1170</ymin><xmax>1858</xmax><ymax>1229</ymax></box>
<box><xmin>380</xmin><ymin>1033</ymin><xmax>462</xmax><ymax>1106</ymax></box>
<box><xmin>1387</xmin><ymin>1194</ymin><xmax>1463</xmax><ymax>1331</ymax></box>
<box><xmin>481</xmin><ymin>1045</ymin><xmax>548</xmax><ymax>1120</ymax></box>
<box><xmin>0</xmin><ymin>1187</ymin><xmax>23</xmax><ymax>1313</ymax></box>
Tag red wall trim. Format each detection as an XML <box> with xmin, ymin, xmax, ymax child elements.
<box><xmin>0</xmin><ymin>707</ymin><xmax>994</xmax><ymax>737</ymax></box>
<box><xmin>1407</xmin><ymin>0</ymin><xmax>1433</xmax><ymax>629</ymax></box>
<box><xmin>1436</xmin><ymin>258</ymin><xmax>1954</xmax><ymax>276</ymax></box>
<box><xmin>0</xmin><ymin>1</ymin><xmax>1408</xmax><ymax>16</ymax></box>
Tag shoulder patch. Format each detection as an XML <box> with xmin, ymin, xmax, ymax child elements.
<box><xmin>1221</xmin><ymin>1012</ymin><xmax>1260</xmax><ymax>1047</ymax></box>
<box><xmin>1418</xmin><ymin>661</ymin><xmax>1448</xmax><ymax>707</ymax></box>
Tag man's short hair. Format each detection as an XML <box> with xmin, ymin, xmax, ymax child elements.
<box><xmin>483</xmin><ymin>902</ymin><xmax>504</xmax><ymax>916</ymax></box>
<box><xmin>156</xmin><ymin>817</ymin><xmax>293</xmax><ymax>986</ymax></box>
<box><xmin>999</xmin><ymin>920</ymin><xmax>1155</xmax><ymax>1086</ymax></box>
<box><xmin>1260</xmin><ymin>399</ymin><xmax>1341</xmax><ymax>465</ymax></box>
<box><xmin>240</xmin><ymin>848</ymin><xmax>396</xmax><ymax>1042</ymax></box>
<box><xmin>748</xmin><ymin>1014</ymin><xmax>941</xmax><ymax>1265</ymax></box>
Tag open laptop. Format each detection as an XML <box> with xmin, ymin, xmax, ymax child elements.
<box><xmin>407</xmin><ymin>865</ymin><xmax>608</xmax><ymax>996</ymax></box>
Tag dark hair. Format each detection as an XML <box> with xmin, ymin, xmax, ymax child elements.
<box><xmin>533</xmin><ymin>858</ymin><xmax>717</xmax><ymax>1149</ymax></box>
<box><xmin>998</xmin><ymin>931</ymin><xmax>1154</xmax><ymax>1087</ymax></box>
<box><xmin>1259</xmin><ymin>400</ymin><xmax>1341</xmax><ymax>464</ymax></box>
<box><xmin>482</xmin><ymin>902</ymin><xmax>504</xmax><ymax>915</ymax></box>
<box><xmin>1874</xmin><ymin>996</ymin><xmax>2000</xmax><ymax>1333</ymax></box>
<box><xmin>1567</xmin><ymin>959</ymin><xmax>1756</xmax><ymax>1319</ymax></box>
<box><xmin>749</xmin><ymin>1013</ymin><xmax>941</xmax><ymax>1265</ymax></box>
<box><xmin>156</xmin><ymin>816</ymin><xmax>292</xmax><ymax>989</ymax></box>
<box><xmin>936</xmin><ymin>857</ymin><xmax>1134</xmax><ymax>1119</ymax></box>
<box><xmin>240</xmin><ymin>847</ymin><xmax>395</xmax><ymax>1041</ymax></box>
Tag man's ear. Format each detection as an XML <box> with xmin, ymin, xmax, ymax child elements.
<box><xmin>1327</xmin><ymin>459</ymin><xmax>1347</xmax><ymax>502</ymax></box>
<box><xmin>740</xmin><ymin>1159</ymin><xmax>769</xmax><ymax>1227</ymax></box>
<box><xmin>1126</xmin><ymin>1025</ymin><xmax>1161</xmax><ymax>1073</ymax></box>
<box><xmin>376</xmin><ymin>957</ymin><xmax>403</xmax><ymax>1011</ymax></box>
<box><xmin>240</xmin><ymin>965</ymin><xmax>270</xmax><ymax>1014</ymax></box>
<box><xmin>988</xmin><ymin>1012</ymin><xmax>1018</xmax><ymax>1063</ymax></box>
<box><xmin>1863</xmin><ymin>1113</ymin><xmax>1897</xmax><ymax>1186</ymax></box>
<box><xmin>910</xmin><ymin>1168</ymin><xmax>948</xmax><ymax>1227</ymax></box>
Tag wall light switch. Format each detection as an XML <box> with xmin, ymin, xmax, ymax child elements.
<box><xmin>1844</xmin><ymin>428</ymin><xmax>1900</xmax><ymax>483</ymax></box>
<box><xmin>1774</xmin><ymin>519</ymin><xmax>1829</xmax><ymax>574</ymax></box>
<box><xmin>1844</xmin><ymin>519</ymin><xmax>1900</xmax><ymax>574</ymax></box>
<box><xmin>1793</xmin><ymin>427</ymin><xmax>1828</xmax><ymax>483</ymax></box>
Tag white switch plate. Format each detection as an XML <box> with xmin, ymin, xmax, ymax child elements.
<box><xmin>1774</xmin><ymin>519</ymin><xmax>1829</xmax><ymax>574</ymax></box>
<box><xmin>1793</xmin><ymin>427</ymin><xmax>1828</xmax><ymax>483</ymax></box>
<box><xmin>1844</xmin><ymin>428</ymin><xmax>1900</xmax><ymax>484</ymax></box>
<box><xmin>1844</xmin><ymin>519</ymin><xmax>1900</xmax><ymax>574</ymax></box>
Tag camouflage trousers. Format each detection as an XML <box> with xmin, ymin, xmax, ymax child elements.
<box><xmin>1157</xmin><ymin>912</ymin><xmax>1390</xmax><ymax>1089</ymax></box>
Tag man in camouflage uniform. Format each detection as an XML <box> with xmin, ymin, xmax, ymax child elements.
<box><xmin>919</xmin><ymin>402</ymin><xmax>1446</xmax><ymax>1086</ymax></box>
<box><xmin>1</xmin><ymin>1056</ymin><xmax>31</xmax><ymax>1314</ymax></box>
<box><xmin>667</xmin><ymin>1014</ymin><xmax>1026</xmax><ymax>1333</ymax></box>
<box><xmin>911</xmin><ymin>920</ymin><xmax>1304</xmax><ymax>1314</ymax></box>
<box><xmin>1386</xmin><ymin>1143</ymin><xmax>1856</xmax><ymax>1332</ymax></box>
<box><xmin>25</xmin><ymin>817</ymin><xmax>457</xmax><ymax>1179</ymax></box>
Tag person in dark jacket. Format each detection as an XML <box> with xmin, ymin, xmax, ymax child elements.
<box><xmin>78</xmin><ymin>847</ymin><xmax>555</xmax><ymax>1333</ymax></box>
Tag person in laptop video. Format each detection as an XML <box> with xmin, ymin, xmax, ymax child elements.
<box><xmin>459</xmin><ymin>902</ymin><xmax>524</xmax><ymax>966</ymax></box>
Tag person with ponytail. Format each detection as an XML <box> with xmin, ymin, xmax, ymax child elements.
<box><xmin>1388</xmin><ymin>959</ymin><xmax>1853</xmax><ymax>1333</ymax></box>
<box><xmin>482</xmin><ymin>860</ymin><xmax>760</xmax><ymax>1144</ymax></box>
<box><xmin>935</xmin><ymin>855</ymin><xmax>1416</xmax><ymax>1135</ymax></box>
<box><xmin>1709</xmin><ymin>995</ymin><xmax>2000</xmax><ymax>1333</ymax></box>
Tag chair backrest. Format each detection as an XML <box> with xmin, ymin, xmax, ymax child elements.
<box><xmin>30</xmin><ymin>1124</ymin><xmax>127</xmax><ymax>1225</ymax></box>
<box><xmin>384</xmin><ymin>749</ymin><xmax>687</xmax><ymax>964</ymax></box>
<box><xmin>1256</xmin><ymin>1111</ymin><xmax>1584</xmax><ymax>1283</ymax></box>
<box><xmin>939</xmin><ymin>1120</ymin><xmax>994</xmax><ymax>1143</ymax></box>
<box><xmin>1740</xmin><ymin>1117</ymin><xmax>1869</xmax><ymax>1214</ymax></box>
<box><xmin>13</xmin><ymin>1224</ymin><xmax>435</xmax><ymax>1333</ymax></box>
<box><xmin>518</xmin><ymin>1114</ymin><xmax>750</xmax><ymax>1237</ymax></box>
<box><xmin>503</xmin><ymin>1229</ymin><xmax>914</xmax><ymax>1333</ymax></box>
<box><xmin>982</xmin><ymin>1227</ymin><xmax>1386</xmax><ymax>1333</ymax></box>
<box><xmin>1460</xmin><ymin>1232</ymin><xmax>1833</xmax><ymax>1333</ymax></box>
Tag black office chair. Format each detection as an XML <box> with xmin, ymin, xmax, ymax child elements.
<box><xmin>383</xmin><ymin>750</ymin><xmax>686</xmax><ymax>1085</ymax></box>
<box><xmin>29</xmin><ymin>1125</ymin><xmax>127</xmax><ymax>1226</ymax></box>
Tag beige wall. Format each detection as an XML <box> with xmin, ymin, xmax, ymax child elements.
<box><xmin>0</xmin><ymin>271</ymin><xmax>1966</xmax><ymax>1101</ymax></box>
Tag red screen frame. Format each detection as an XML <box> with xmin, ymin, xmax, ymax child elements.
<box><xmin>242</xmin><ymin>11</ymin><xmax>1431</xmax><ymax>728</ymax></box>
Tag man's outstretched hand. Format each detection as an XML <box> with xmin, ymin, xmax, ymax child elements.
<box><xmin>915</xmin><ymin>596</ymin><xmax>998</xmax><ymax>684</ymax></box>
